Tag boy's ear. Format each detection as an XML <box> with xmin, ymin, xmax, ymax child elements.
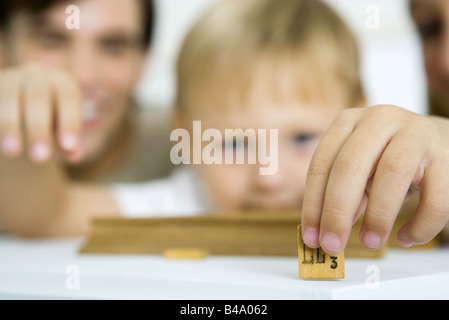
<box><xmin>169</xmin><ymin>107</ymin><xmax>193</xmax><ymax>165</ymax></box>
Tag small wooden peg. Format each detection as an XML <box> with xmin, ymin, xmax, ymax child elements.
<box><xmin>163</xmin><ymin>248</ymin><xmax>209</xmax><ymax>259</ymax></box>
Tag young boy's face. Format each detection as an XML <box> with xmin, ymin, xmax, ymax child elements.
<box><xmin>180</xmin><ymin>77</ymin><xmax>351</xmax><ymax>212</ymax></box>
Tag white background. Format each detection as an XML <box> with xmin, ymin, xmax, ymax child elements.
<box><xmin>134</xmin><ymin>0</ymin><xmax>428</xmax><ymax>115</ymax></box>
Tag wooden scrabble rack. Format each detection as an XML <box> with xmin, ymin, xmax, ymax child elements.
<box><xmin>80</xmin><ymin>211</ymin><xmax>305</xmax><ymax>257</ymax></box>
<box><xmin>80</xmin><ymin>196</ymin><xmax>438</xmax><ymax>258</ymax></box>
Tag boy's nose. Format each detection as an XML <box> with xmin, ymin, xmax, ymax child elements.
<box><xmin>253</xmin><ymin>164</ymin><xmax>285</xmax><ymax>192</ymax></box>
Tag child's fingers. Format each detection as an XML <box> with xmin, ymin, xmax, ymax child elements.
<box><xmin>301</xmin><ymin>109</ymin><xmax>362</xmax><ymax>248</ymax></box>
<box><xmin>360</xmin><ymin>129</ymin><xmax>427</xmax><ymax>249</ymax></box>
<box><xmin>397</xmin><ymin>158</ymin><xmax>449</xmax><ymax>247</ymax></box>
<box><xmin>303</xmin><ymin>106</ymin><xmax>449</xmax><ymax>253</ymax></box>
<box><xmin>318</xmin><ymin>113</ymin><xmax>399</xmax><ymax>254</ymax></box>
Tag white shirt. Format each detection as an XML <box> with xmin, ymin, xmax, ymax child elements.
<box><xmin>111</xmin><ymin>167</ymin><xmax>214</xmax><ymax>218</ymax></box>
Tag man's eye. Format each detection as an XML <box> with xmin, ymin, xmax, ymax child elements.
<box><xmin>102</xmin><ymin>42</ymin><xmax>127</xmax><ymax>55</ymax></box>
<box><xmin>36</xmin><ymin>33</ymin><xmax>66</xmax><ymax>48</ymax></box>
<box><xmin>100</xmin><ymin>37</ymin><xmax>140</xmax><ymax>56</ymax></box>
<box><xmin>418</xmin><ymin>20</ymin><xmax>443</xmax><ymax>40</ymax></box>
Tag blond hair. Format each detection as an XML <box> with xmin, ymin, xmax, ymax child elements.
<box><xmin>176</xmin><ymin>0</ymin><xmax>363</xmax><ymax>115</ymax></box>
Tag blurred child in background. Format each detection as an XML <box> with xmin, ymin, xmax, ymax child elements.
<box><xmin>113</xmin><ymin>0</ymin><xmax>365</xmax><ymax>220</ymax></box>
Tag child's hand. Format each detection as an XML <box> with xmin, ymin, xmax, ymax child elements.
<box><xmin>0</xmin><ymin>63</ymin><xmax>83</xmax><ymax>163</ymax></box>
<box><xmin>301</xmin><ymin>105</ymin><xmax>449</xmax><ymax>254</ymax></box>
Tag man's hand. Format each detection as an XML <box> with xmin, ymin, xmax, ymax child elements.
<box><xmin>0</xmin><ymin>63</ymin><xmax>83</xmax><ymax>163</ymax></box>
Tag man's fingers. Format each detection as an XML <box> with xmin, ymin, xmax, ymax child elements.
<box><xmin>0</xmin><ymin>70</ymin><xmax>23</xmax><ymax>157</ymax></box>
<box><xmin>0</xmin><ymin>64</ymin><xmax>84</xmax><ymax>162</ymax></box>
<box><xmin>24</xmin><ymin>77</ymin><xmax>52</xmax><ymax>162</ymax></box>
<box><xmin>360</xmin><ymin>129</ymin><xmax>427</xmax><ymax>249</ymax></box>
<box><xmin>50</xmin><ymin>71</ymin><xmax>83</xmax><ymax>152</ymax></box>
<box><xmin>301</xmin><ymin>109</ymin><xmax>362</xmax><ymax>248</ymax></box>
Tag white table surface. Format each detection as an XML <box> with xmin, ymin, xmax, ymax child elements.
<box><xmin>0</xmin><ymin>234</ymin><xmax>448</xmax><ymax>300</ymax></box>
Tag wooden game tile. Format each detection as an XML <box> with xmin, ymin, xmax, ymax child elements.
<box><xmin>297</xmin><ymin>225</ymin><xmax>345</xmax><ymax>280</ymax></box>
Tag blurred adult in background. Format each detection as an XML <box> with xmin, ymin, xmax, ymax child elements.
<box><xmin>0</xmin><ymin>0</ymin><xmax>173</xmax><ymax>236</ymax></box>
<box><xmin>410</xmin><ymin>0</ymin><xmax>449</xmax><ymax>118</ymax></box>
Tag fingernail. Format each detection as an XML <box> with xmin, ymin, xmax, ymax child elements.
<box><xmin>303</xmin><ymin>228</ymin><xmax>319</xmax><ymax>247</ymax></box>
<box><xmin>31</xmin><ymin>143</ymin><xmax>50</xmax><ymax>162</ymax></box>
<box><xmin>2</xmin><ymin>136</ymin><xmax>20</xmax><ymax>155</ymax></box>
<box><xmin>362</xmin><ymin>231</ymin><xmax>382</xmax><ymax>249</ymax></box>
<box><xmin>61</xmin><ymin>133</ymin><xmax>77</xmax><ymax>151</ymax></box>
<box><xmin>321</xmin><ymin>233</ymin><xmax>342</xmax><ymax>253</ymax></box>
<box><xmin>398</xmin><ymin>238</ymin><xmax>413</xmax><ymax>248</ymax></box>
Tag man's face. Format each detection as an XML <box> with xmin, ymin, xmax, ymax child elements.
<box><xmin>3</xmin><ymin>0</ymin><xmax>147</xmax><ymax>163</ymax></box>
<box><xmin>411</xmin><ymin>0</ymin><xmax>449</xmax><ymax>116</ymax></box>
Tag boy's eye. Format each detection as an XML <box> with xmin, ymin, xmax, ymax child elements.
<box><xmin>293</xmin><ymin>133</ymin><xmax>315</xmax><ymax>145</ymax></box>
<box><xmin>224</xmin><ymin>138</ymin><xmax>247</xmax><ymax>150</ymax></box>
